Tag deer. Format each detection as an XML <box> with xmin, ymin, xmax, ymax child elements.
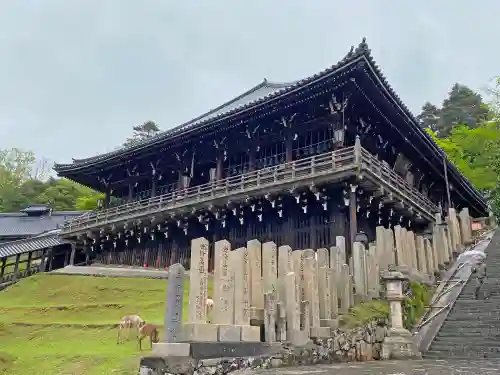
<box><xmin>116</xmin><ymin>314</ymin><xmax>145</xmax><ymax>344</ymax></box>
<box><xmin>137</xmin><ymin>323</ymin><xmax>160</xmax><ymax>350</ymax></box>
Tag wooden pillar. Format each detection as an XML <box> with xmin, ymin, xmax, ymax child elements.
<box><xmin>69</xmin><ymin>243</ymin><xmax>76</xmax><ymax>266</ymax></box>
<box><xmin>103</xmin><ymin>189</ymin><xmax>111</xmax><ymax>209</ymax></box>
<box><xmin>128</xmin><ymin>183</ymin><xmax>133</xmax><ymax>201</ymax></box>
<box><xmin>177</xmin><ymin>170</ymin><xmax>184</xmax><ymax>190</ymax></box>
<box><xmin>215</xmin><ymin>152</ymin><xmax>224</xmax><ymax>181</ymax></box>
<box><xmin>151</xmin><ymin>176</ymin><xmax>157</xmax><ymax>197</ymax></box>
<box><xmin>0</xmin><ymin>257</ymin><xmax>6</xmax><ymax>279</ymax></box>
<box><xmin>13</xmin><ymin>254</ymin><xmax>21</xmax><ymax>280</ymax></box>
<box><xmin>39</xmin><ymin>249</ymin><xmax>48</xmax><ymax>272</ymax></box>
<box><xmin>248</xmin><ymin>148</ymin><xmax>256</xmax><ymax>172</ymax></box>
<box><xmin>349</xmin><ymin>184</ymin><xmax>358</xmax><ymax>254</ymax></box>
<box><xmin>285</xmin><ymin>131</ymin><xmax>293</xmax><ymax>163</ymax></box>
<box><xmin>26</xmin><ymin>251</ymin><xmax>33</xmax><ymax>274</ymax></box>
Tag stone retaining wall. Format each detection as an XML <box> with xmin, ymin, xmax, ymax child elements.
<box><xmin>138</xmin><ymin>320</ymin><xmax>388</xmax><ymax>375</ymax></box>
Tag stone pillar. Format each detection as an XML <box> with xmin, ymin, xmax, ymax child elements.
<box><xmin>316</xmin><ymin>248</ymin><xmax>329</xmax><ymax>268</ymax></box>
<box><xmin>415</xmin><ymin>236</ymin><xmax>427</xmax><ymax>274</ymax></box>
<box><xmin>367</xmin><ymin>244</ymin><xmax>380</xmax><ymax>299</ymax></box>
<box><xmin>262</xmin><ymin>241</ymin><xmax>278</xmax><ymax>295</ymax></box>
<box><xmin>247</xmin><ymin>239</ymin><xmax>263</xmax><ymax>312</ymax></box>
<box><xmin>339</xmin><ymin>263</ymin><xmax>351</xmax><ymax>313</ymax></box>
<box><xmin>277</xmin><ymin>245</ymin><xmax>292</xmax><ymax>302</ymax></box>
<box><xmin>424</xmin><ymin>238</ymin><xmax>436</xmax><ymax>275</ymax></box>
<box><xmin>385</xmin><ymin>228</ymin><xmax>396</xmax><ymax>268</ymax></box>
<box><xmin>407</xmin><ymin>231</ymin><xmax>418</xmax><ymax>271</ymax></box>
<box><xmin>348</xmin><ymin>185</ymin><xmax>358</xmax><ymax>253</ymax></box>
<box><xmin>381</xmin><ymin>270</ymin><xmax>421</xmax><ymax>360</ymax></box>
<box><xmin>394</xmin><ymin>225</ymin><xmax>406</xmax><ymax>266</ymax></box>
<box><xmin>183</xmin><ymin>237</ymin><xmax>217</xmax><ymax>342</ymax></box>
<box><xmin>153</xmin><ymin>264</ymin><xmax>191</xmax><ymax>357</ymax></box>
<box><xmin>264</xmin><ymin>291</ymin><xmax>277</xmax><ymax>343</ymax></box>
<box><xmin>459</xmin><ymin>208</ymin><xmax>473</xmax><ymax>245</ymax></box>
<box><xmin>230</xmin><ymin>248</ymin><xmax>260</xmax><ymax>342</ymax></box>
<box><xmin>448</xmin><ymin>208</ymin><xmax>463</xmax><ymax>254</ymax></box>
<box><xmin>212</xmin><ymin>240</ymin><xmax>240</xmax><ymax>342</ymax></box>
<box><xmin>318</xmin><ymin>266</ymin><xmax>337</xmax><ymax>328</ymax></box>
<box><xmin>285</xmin><ymin>271</ymin><xmax>309</xmax><ymax>345</ymax></box>
<box><xmin>376</xmin><ymin>226</ymin><xmax>387</xmax><ymax>271</ymax></box>
<box><xmin>352</xmin><ymin>242</ymin><xmax>367</xmax><ymax>302</ymax></box>
<box><xmin>335</xmin><ymin>236</ymin><xmax>347</xmax><ymax>265</ymax></box>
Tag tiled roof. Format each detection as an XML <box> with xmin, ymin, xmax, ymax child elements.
<box><xmin>0</xmin><ymin>211</ymin><xmax>87</xmax><ymax>238</ymax></box>
<box><xmin>0</xmin><ymin>230</ymin><xmax>67</xmax><ymax>258</ymax></box>
<box><xmin>52</xmin><ymin>38</ymin><xmax>488</xmax><ymax>216</ymax></box>
<box><xmin>53</xmin><ymin>41</ymin><xmax>367</xmax><ymax>171</ymax></box>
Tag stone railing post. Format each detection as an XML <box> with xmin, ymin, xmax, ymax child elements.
<box><xmin>381</xmin><ymin>270</ymin><xmax>421</xmax><ymax>360</ymax></box>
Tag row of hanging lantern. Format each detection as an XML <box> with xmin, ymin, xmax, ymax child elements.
<box><xmin>342</xmin><ymin>183</ymin><xmax>423</xmax><ymax>229</ymax></box>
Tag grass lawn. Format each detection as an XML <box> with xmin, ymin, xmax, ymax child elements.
<box><xmin>0</xmin><ymin>274</ymin><xmax>212</xmax><ymax>375</ymax></box>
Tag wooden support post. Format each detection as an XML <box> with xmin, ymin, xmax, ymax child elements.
<box><xmin>249</xmin><ymin>148</ymin><xmax>256</xmax><ymax>172</ymax></box>
<box><xmin>103</xmin><ymin>188</ymin><xmax>111</xmax><ymax>209</ymax></box>
<box><xmin>26</xmin><ymin>251</ymin><xmax>33</xmax><ymax>274</ymax></box>
<box><xmin>47</xmin><ymin>250</ymin><xmax>54</xmax><ymax>272</ymax></box>
<box><xmin>151</xmin><ymin>176</ymin><xmax>157</xmax><ymax>197</ymax></box>
<box><xmin>0</xmin><ymin>257</ymin><xmax>6</xmax><ymax>279</ymax></box>
<box><xmin>216</xmin><ymin>152</ymin><xmax>224</xmax><ymax>181</ymax></box>
<box><xmin>349</xmin><ymin>184</ymin><xmax>358</xmax><ymax>254</ymax></box>
<box><xmin>128</xmin><ymin>183</ymin><xmax>133</xmax><ymax>202</ymax></box>
<box><xmin>39</xmin><ymin>249</ymin><xmax>48</xmax><ymax>272</ymax></box>
<box><xmin>285</xmin><ymin>131</ymin><xmax>293</xmax><ymax>163</ymax></box>
<box><xmin>69</xmin><ymin>243</ymin><xmax>76</xmax><ymax>266</ymax></box>
<box><xmin>13</xmin><ymin>254</ymin><xmax>21</xmax><ymax>280</ymax></box>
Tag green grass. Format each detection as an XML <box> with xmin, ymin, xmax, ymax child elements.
<box><xmin>0</xmin><ymin>274</ymin><xmax>213</xmax><ymax>375</ymax></box>
<box><xmin>340</xmin><ymin>299</ymin><xmax>390</xmax><ymax>329</ymax></box>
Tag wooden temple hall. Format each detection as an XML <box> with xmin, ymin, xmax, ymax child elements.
<box><xmin>54</xmin><ymin>39</ymin><xmax>488</xmax><ymax>270</ymax></box>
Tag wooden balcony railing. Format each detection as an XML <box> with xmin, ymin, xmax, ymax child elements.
<box><xmin>61</xmin><ymin>146</ymin><xmax>439</xmax><ymax>234</ymax></box>
<box><xmin>360</xmin><ymin>149</ymin><xmax>439</xmax><ymax>217</ymax></box>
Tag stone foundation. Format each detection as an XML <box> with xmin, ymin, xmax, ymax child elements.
<box><xmin>138</xmin><ymin>320</ymin><xmax>392</xmax><ymax>375</ymax></box>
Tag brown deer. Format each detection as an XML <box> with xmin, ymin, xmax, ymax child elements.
<box><xmin>116</xmin><ymin>314</ymin><xmax>145</xmax><ymax>344</ymax></box>
<box><xmin>137</xmin><ymin>323</ymin><xmax>160</xmax><ymax>350</ymax></box>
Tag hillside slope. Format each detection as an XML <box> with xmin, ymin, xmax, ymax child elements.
<box><xmin>0</xmin><ymin>274</ymin><xmax>195</xmax><ymax>375</ymax></box>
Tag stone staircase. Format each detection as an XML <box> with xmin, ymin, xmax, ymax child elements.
<box><xmin>425</xmin><ymin>229</ymin><xmax>500</xmax><ymax>359</ymax></box>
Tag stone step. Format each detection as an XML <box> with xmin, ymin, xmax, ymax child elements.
<box><xmin>433</xmin><ymin>336</ymin><xmax>500</xmax><ymax>345</ymax></box>
<box><xmin>440</xmin><ymin>320</ymin><xmax>500</xmax><ymax>329</ymax></box>
<box><xmin>429</xmin><ymin>342</ymin><xmax>500</xmax><ymax>355</ymax></box>
<box><xmin>437</xmin><ymin>327</ymin><xmax>500</xmax><ymax>336</ymax></box>
<box><xmin>423</xmin><ymin>350</ymin><xmax>496</xmax><ymax>360</ymax></box>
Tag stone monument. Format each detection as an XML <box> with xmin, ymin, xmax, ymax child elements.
<box><xmin>152</xmin><ymin>263</ymin><xmax>191</xmax><ymax>356</ymax></box>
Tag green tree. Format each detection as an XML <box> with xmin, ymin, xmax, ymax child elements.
<box><xmin>418</xmin><ymin>84</ymin><xmax>489</xmax><ymax>137</ymax></box>
<box><xmin>124</xmin><ymin>120</ymin><xmax>160</xmax><ymax>147</ymax></box>
<box><xmin>75</xmin><ymin>192</ymin><xmax>105</xmax><ymax>210</ymax></box>
<box><xmin>417</xmin><ymin>102</ymin><xmax>440</xmax><ymax>132</ymax></box>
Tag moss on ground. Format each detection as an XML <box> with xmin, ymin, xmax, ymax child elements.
<box><xmin>0</xmin><ymin>274</ymin><xmax>212</xmax><ymax>375</ymax></box>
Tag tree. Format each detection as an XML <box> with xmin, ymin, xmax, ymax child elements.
<box><xmin>417</xmin><ymin>83</ymin><xmax>489</xmax><ymax>137</ymax></box>
<box><xmin>417</xmin><ymin>102</ymin><xmax>440</xmax><ymax>132</ymax></box>
<box><xmin>0</xmin><ymin>148</ymin><xmax>36</xmax><ymax>189</ymax></box>
<box><xmin>124</xmin><ymin>121</ymin><xmax>161</xmax><ymax>147</ymax></box>
<box><xmin>75</xmin><ymin>192</ymin><xmax>105</xmax><ymax>210</ymax></box>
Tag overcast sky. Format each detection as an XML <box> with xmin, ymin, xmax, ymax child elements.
<box><xmin>1</xmin><ymin>1</ymin><xmax>499</xmax><ymax>166</ymax></box>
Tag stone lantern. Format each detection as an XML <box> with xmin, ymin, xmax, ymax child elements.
<box><xmin>381</xmin><ymin>270</ymin><xmax>421</xmax><ymax>360</ymax></box>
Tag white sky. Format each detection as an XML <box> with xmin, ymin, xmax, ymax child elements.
<box><xmin>1</xmin><ymin>1</ymin><xmax>498</xmax><ymax>165</ymax></box>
